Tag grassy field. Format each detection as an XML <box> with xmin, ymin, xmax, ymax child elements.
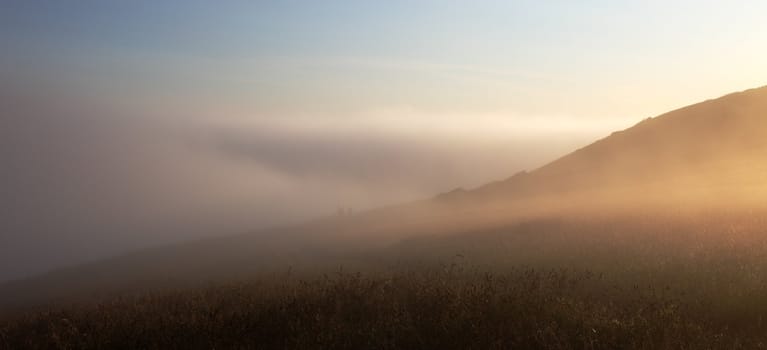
<box><xmin>4</xmin><ymin>211</ymin><xmax>767</xmax><ymax>349</ymax></box>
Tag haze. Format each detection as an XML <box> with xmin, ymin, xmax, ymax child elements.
<box><xmin>2</xmin><ymin>1</ymin><xmax>767</xmax><ymax>282</ymax></box>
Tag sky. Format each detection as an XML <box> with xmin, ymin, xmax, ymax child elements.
<box><xmin>2</xmin><ymin>0</ymin><xmax>767</xmax><ymax>281</ymax></box>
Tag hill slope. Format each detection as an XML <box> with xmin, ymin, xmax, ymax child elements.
<box><xmin>2</xmin><ymin>86</ymin><xmax>767</xmax><ymax>309</ymax></box>
<box><xmin>440</xmin><ymin>85</ymin><xmax>767</xmax><ymax>204</ymax></box>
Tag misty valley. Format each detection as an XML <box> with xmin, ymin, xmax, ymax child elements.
<box><xmin>4</xmin><ymin>2</ymin><xmax>767</xmax><ymax>348</ymax></box>
<box><xmin>4</xmin><ymin>87</ymin><xmax>767</xmax><ymax>349</ymax></box>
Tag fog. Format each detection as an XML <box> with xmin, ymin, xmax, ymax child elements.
<box><xmin>6</xmin><ymin>0</ymin><xmax>766</xmax><ymax>286</ymax></box>
<box><xmin>0</xmin><ymin>84</ymin><xmax>616</xmax><ymax>282</ymax></box>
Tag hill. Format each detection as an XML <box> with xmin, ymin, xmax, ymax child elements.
<box><xmin>2</xmin><ymin>86</ymin><xmax>767</xmax><ymax>310</ymax></box>
<box><xmin>448</xmin><ymin>85</ymin><xmax>767</xmax><ymax>203</ymax></box>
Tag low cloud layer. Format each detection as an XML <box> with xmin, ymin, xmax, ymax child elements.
<box><xmin>0</xmin><ymin>88</ymin><xmax>612</xmax><ymax>281</ymax></box>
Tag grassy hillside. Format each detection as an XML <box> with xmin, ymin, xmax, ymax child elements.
<box><xmin>4</xmin><ymin>87</ymin><xmax>767</xmax><ymax>348</ymax></box>
<box><xmin>5</xmin><ymin>211</ymin><xmax>767</xmax><ymax>349</ymax></box>
<box><xmin>4</xmin><ymin>86</ymin><xmax>767</xmax><ymax>311</ymax></box>
<box><xmin>468</xmin><ymin>85</ymin><xmax>767</xmax><ymax>200</ymax></box>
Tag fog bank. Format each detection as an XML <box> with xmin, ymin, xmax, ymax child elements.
<box><xmin>0</xmin><ymin>86</ymin><xmax>617</xmax><ymax>281</ymax></box>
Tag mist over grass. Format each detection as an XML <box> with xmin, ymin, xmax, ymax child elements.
<box><xmin>4</xmin><ymin>2</ymin><xmax>767</xmax><ymax>348</ymax></box>
<box><xmin>5</xmin><ymin>210</ymin><xmax>767</xmax><ymax>349</ymax></box>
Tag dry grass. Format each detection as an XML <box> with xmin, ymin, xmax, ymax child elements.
<box><xmin>4</xmin><ymin>211</ymin><xmax>767</xmax><ymax>349</ymax></box>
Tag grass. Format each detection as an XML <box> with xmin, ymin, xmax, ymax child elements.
<box><xmin>4</xmin><ymin>211</ymin><xmax>767</xmax><ymax>349</ymax></box>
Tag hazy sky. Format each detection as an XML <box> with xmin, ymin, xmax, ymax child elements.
<box><xmin>3</xmin><ymin>1</ymin><xmax>766</xmax><ymax>118</ymax></box>
<box><xmin>2</xmin><ymin>0</ymin><xmax>767</xmax><ymax>281</ymax></box>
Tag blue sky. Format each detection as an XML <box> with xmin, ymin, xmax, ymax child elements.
<box><xmin>4</xmin><ymin>0</ymin><xmax>767</xmax><ymax>122</ymax></box>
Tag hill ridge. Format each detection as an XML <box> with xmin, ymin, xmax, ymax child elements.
<box><xmin>437</xmin><ymin>85</ymin><xmax>767</xmax><ymax>202</ymax></box>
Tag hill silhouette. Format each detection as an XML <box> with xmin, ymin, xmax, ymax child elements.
<box><xmin>2</xmin><ymin>85</ymin><xmax>767</xmax><ymax>310</ymax></box>
<box><xmin>442</xmin><ymin>85</ymin><xmax>767</xmax><ymax>203</ymax></box>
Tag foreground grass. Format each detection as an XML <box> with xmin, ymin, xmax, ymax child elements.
<box><xmin>2</xmin><ymin>265</ymin><xmax>767</xmax><ymax>350</ymax></box>
<box><xmin>5</xmin><ymin>212</ymin><xmax>767</xmax><ymax>349</ymax></box>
